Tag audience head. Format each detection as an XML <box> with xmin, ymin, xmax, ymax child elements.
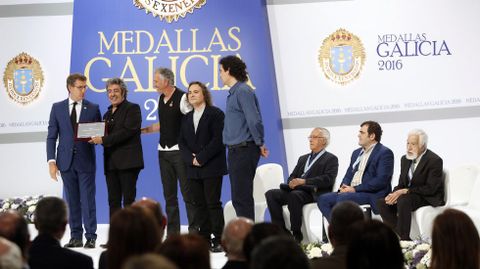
<box><xmin>359</xmin><ymin>121</ymin><xmax>382</xmax><ymax>147</ymax></box>
<box><xmin>187</xmin><ymin>81</ymin><xmax>212</xmax><ymax>107</ymax></box>
<box><xmin>34</xmin><ymin>196</ymin><xmax>68</xmax><ymax>239</ymax></box>
<box><xmin>122</xmin><ymin>254</ymin><xmax>178</xmax><ymax>269</ymax></box>
<box><xmin>107</xmin><ymin>206</ymin><xmax>161</xmax><ymax>269</ymax></box>
<box><xmin>0</xmin><ymin>211</ymin><xmax>29</xmax><ymax>262</ymax></box>
<box><xmin>0</xmin><ymin>237</ymin><xmax>22</xmax><ymax>269</ymax></box>
<box><xmin>328</xmin><ymin>201</ymin><xmax>364</xmax><ymax>247</ymax></box>
<box><xmin>431</xmin><ymin>208</ymin><xmax>480</xmax><ymax>269</ymax></box>
<box><xmin>221</xmin><ymin>217</ymin><xmax>254</xmax><ymax>261</ymax></box>
<box><xmin>250</xmin><ymin>236</ymin><xmax>309</xmax><ymax>269</ymax></box>
<box><xmin>156</xmin><ymin>234</ymin><xmax>210</xmax><ymax>269</ymax></box>
<box><xmin>406</xmin><ymin>129</ymin><xmax>428</xmax><ymax>160</ymax></box>
<box><xmin>309</xmin><ymin>127</ymin><xmax>330</xmax><ymax>153</ymax></box>
<box><xmin>219</xmin><ymin>55</ymin><xmax>248</xmax><ymax>85</ymax></box>
<box><xmin>132</xmin><ymin>197</ymin><xmax>167</xmax><ymax>241</ymax></box>
<box><xmin>242</xmin><ymin>222</ymin><xmax>286</xmax><ymax>263</ymax></box>
<box><xmin>346</xmin><ymin>220</ymin><xmax>404</xmax><ymax>269</ymax></box>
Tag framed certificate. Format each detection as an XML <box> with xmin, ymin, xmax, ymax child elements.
<box><xmin>75</xmin><ymin>122</ymin><xmax>106</xmax><ymax>141</ymax></box>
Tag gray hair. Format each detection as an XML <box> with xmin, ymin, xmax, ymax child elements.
<box><xmin>155</xmin><ymin>68</ymin><xmax>175</xmax><ymax>86</ymax></box>
<box><xmin>106</xmin><ymin>77</ymin><xmax>128</xmax><ymax>98</ymax></box>
<box><xmin>34</xmin><ymin>197</ymin><xmax>68</xmax><ymax>235</ymax></box>
<box><xmin>408</xmin><ymin>129</ymin><xmax>428</xmax><ymax>149</ymax></box>
<box><xmin>314</xmin><ymin>127</ymin><xmax>331</xmax><ymax>146</ymax></box>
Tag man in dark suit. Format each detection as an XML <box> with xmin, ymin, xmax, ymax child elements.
<box><xmin>46</xmin><ymin>73</ymin><xmax>101</xmax><ymax>248</ymax></box>
<box><xmin>28</xmin><ymin>197</ymin><xmax>93</xmax><ymax>269</ymax></box>
<box><xmin>90</xmin><ymin>78</ymin><xmax>144</xmax><ymax>219</ymax></box>
<box><xmin>377</xmin><ymin>129</ymin><xmax>444</xmax><ymax>240</ymax></box>
<box><xmin>178</xmin><ymin>81</ymin><xmax>227</xmax><ymax>252</ymax></box>
<box><xmin>311</xmin><ymin>201</ymin><xmax>364</xmax><ymax>269</ymax></box>
<box><xmin>265</xmin><ymin>127</ymin><xmax>339</xmax><ymax>242</ymax></box>
<box><xmin>318</xmin><ymin>121</ymin><xmax>394</xmax><ymax>222</ymax></box>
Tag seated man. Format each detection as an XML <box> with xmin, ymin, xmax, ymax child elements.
<box><xmin>265</xmin><ymin>127</ymin><xmax>338</xmax><ymax>242</ymax></box>
<box><xmin>377</xmin><ymin>129</ymin><xmax>444</xmax><ymax>240</ymax></box>
<box><xmin>318</xmin><ymin>121</ymin><xmax>394</xmax><ymax>222</ymax></box>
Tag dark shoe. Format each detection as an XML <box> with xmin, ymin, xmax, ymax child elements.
<box><xmin>84</xmin><ymin>239</ymin><xmax>96</xmax><ymax>249</ymax></box>
<box><xmin>210</xmin><ymin>242</ymin><xmax>223</xmax><ymax>253</ymax></box>
<box><xmin>100</xmin><ymin>243</ymin><xmax>107</xmax><ymax>249</ymax></box>
<box><xmin>64</xmin><ymin>238</ymin><xmax>83</xmax><ymax>248</ymax></box>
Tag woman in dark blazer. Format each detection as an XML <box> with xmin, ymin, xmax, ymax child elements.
<box><xmin>179</xmin><ymin>81</ymin><xmax>227</xmax><ymax>252</ymax></box>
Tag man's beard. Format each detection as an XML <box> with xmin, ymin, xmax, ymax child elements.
<box><xmin>406</xmin><ymin>152</ymin><xmax>417</xmax><ymax>160</ymax></box>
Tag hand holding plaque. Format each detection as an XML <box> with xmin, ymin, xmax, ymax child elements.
<box><xmin>76</xmin><ymin>122</ymin><xmax>106</xmax><ymax>141</ymax></box>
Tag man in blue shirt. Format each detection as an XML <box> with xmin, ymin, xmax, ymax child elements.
<box><xmin>220</xmin><ymin>55</ymin><xmax>269</xmax><ymax>220</ymax></box>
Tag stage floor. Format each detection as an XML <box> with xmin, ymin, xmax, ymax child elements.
<box><xmin>28</xmin><ymin>224</ymin><xmax>228</xmax><ymax>269</ymax></box>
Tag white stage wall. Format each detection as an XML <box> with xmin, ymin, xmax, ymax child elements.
<box><xmin>0</xmin><ymin>1</ymin><xmax>73</xmax><ymax>197</ymax></box>
<box><xmin>268</xmin><ymin>0</ymin><xmax>480</xmax><ymax>182</ymax></box>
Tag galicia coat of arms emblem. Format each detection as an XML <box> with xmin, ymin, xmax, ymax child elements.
<box><xmin>318</xmin><ymin>29</ymin><xmax>365</xmax><ymax>85</ymax></box>
<box><xmin>3</xmin><ymin>52</ymin><xmax>44</xmax><ymax>105</ymax></box>
<box><xmin>133</xmin><ymin>0</ymin><xmax>206</xmax><ymax>23</ymax></box>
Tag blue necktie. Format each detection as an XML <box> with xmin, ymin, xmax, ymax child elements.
<box><xmin>352</xmin><ymin>150</ymin><xmax>364</xmax><ymax>171</ymax></box>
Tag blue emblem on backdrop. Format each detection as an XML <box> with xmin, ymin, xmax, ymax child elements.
<box><xmin>70</xmin><ymin>0</ymin><xmax>287</xmax><ymax>223</ymax></box>
<box><xmin>330</xmin><ymin>46</ymin><xmax>353</xmax><ymax>74</ymax></box>
<box><xmin>14</xmin><ymin>69</ymin><xmax>33</xmax><ymax>95</ymax></box>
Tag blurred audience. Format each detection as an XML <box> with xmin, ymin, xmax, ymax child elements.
<box><xmin>122</xmin><ymin>254</ymin><xmax>178</xmax><ymax>269</ymax></box>
<box><xmin>157</xmin><ymin>234</ymin><xmax>210</xmax><ymax>269</ymax></box>
<box><xmin>100</xmin><ymin>206</ymin><xmax>161</xmax><ymax>269</ymax></box>
<box><xmin>346</xmin><ymin>219</ymin><xmax>404</xmax><ymax>269</ymax></box>
<box><xmin>250</xmin><ymin>236</ymin><xmax>309</xmax><ymax>269</ymax></box>
<box><xmin>430</xmin><ymin>208</ymin><xmax>480</xmax><ymax>269</ymax></box>
<box><xmin>0</xmin><ymin>237</ymin><xmax>22</xmax><ymax>269</ymax></box>
<box><xmin>221</xmin><ymin>217</ymin><xmax>254</xmax><ymax>269</ymax></box>
<box><xmin>29</xmin><ymin>196</ymin><xmax>93</xmax><ymax>269</ymax></box>
<box><xmin>0</xmin><ymin>211</ymin><xmax>30</xmax><ymax>268</ymax></box>
<box><xmin>242</xmin><ymin>222</ymin><xmax>286</xmax><ymax>264</ymax></box>
<box><xmin>132</xmin><ymin>197</ymin><xmax>167</xmax><ymax>241</ymax></box>
<box><xmin>311</xmin><ymin>201</ymin><xmax>364</xmax><ymax>269</ymax></box>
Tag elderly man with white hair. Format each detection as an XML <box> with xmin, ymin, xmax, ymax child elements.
<box><xmin>377</xmin><ymin>129</ymin><xmax>444</xmax><ymax>240</ymax></box>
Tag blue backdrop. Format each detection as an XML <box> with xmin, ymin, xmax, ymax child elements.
<box><xmin>70</xmin><ymin>0</ymin><xmax>287</xmax><ymax>224</ymax></box>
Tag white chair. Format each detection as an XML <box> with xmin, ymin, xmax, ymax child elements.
<box><xmin>451</xmin><ymin>165</ymin><xmax>480</xmax><ymax>233</ymax></box>
<box><xmin>415</xmin><ymin>165</ymin><xmax>480</xmax><ymax>239</ymax></box>
<box><xmin>224</xmin><ymin>163</ymin><xmax>284</xmax><ymax>223</ymax></box>
<box><xmin>282</xmin><ymin>203</ymin><xmax>323</xmax><ymax>243</ymax></box>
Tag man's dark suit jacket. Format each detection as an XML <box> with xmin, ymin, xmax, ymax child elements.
<box><xmin>102</xmin><ymin>100</ymin><xmax>144</xmax><ymax>171</ymax></box>
<box><xmin>393</xmin><ymin>149</ymin><xmax>444</xmax><ymax>206</ymax></box>
<box><xmin>287</xmin><ymin>151</ymin><xmax>339</xmax><ymax>197</ymax></box>
<box><xmin>28</xmin><ymin>234</ymin><xmax>93</xmax><ymax>269</ymax></box>
<box><xmin>178</xmin><ymin>105</ymin><xmax>227</xmax><ymax>179</ymax></box>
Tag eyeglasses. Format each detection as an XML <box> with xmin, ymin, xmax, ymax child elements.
<box><xmin>74</xmin><ymin>85</ymin><xmax>87</xmax><ymax>90</ymax></box>
<box><xmin>308</xmin><ymin>136</ymin><xmax>324</xmax><ymax>140</ymax></box>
